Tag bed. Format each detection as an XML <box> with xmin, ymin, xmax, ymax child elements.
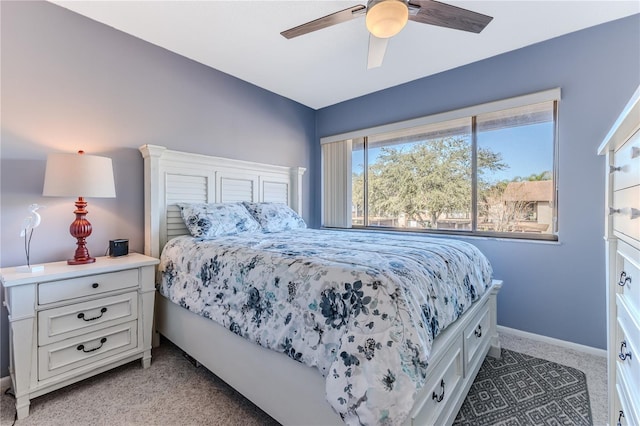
<box><xmin>140</xmin><ymin>145</ymin><xmax>502</xmax><ymax>426</ymax></box>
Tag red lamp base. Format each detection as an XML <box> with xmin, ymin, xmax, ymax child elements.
<box><xmin>68</xmin><ymin>197</ymin><xmax>96</xmax><ymax>265</ymax></box>
<box><xmin>68</xmin><ymin>256</ymin><xmax>96</xmax><ymax>265</ymax></box>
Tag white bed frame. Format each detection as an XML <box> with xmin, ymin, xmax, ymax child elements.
<box><xmin>140</xmin><ymin>144</ymin><xmax>502</xmax><ymax>426</ymax></box>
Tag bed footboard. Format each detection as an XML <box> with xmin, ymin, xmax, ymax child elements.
<box><xmin>155</xmin><ymin>292</ymin><xmax>342</xmax><ymax>425</ymax></box>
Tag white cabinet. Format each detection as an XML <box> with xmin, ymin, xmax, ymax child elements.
<box><xmin>598</xmin><ymin>86</ymin><xmax>640</xmax><ymax>426</ymax></box>
<box><xmin>1</xmin><ymin>253</ymin><xmax>159</xmax><ymax>419</ymax></box>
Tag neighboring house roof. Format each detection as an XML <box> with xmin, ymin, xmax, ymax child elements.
<box><xmin>503</xmin><ymin>180</ymin><xmax>553</xmax><ymax>202</ymax></box>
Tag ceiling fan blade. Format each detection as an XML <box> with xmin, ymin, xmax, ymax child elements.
<box><xmin>281</xmin><ymin>5</ymin><xmax>366</xmax><ymax>39</ymax></box>
<box><xmin>367</xmin><ymin>34</ymin><xmax>389</xmax><ymax>69</ymax></box>
<box><xmin>408</xmin><ymin>0</ymin><xmax>492</xmax><ymax>33</ymax></box>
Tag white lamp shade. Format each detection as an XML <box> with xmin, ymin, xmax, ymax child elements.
<box><xmin>43</xmin><ymin>152</ymin><xmax>116</xmax><ymax>198</ymax></box>
<box><xmin>366</xmin><ymin>0</ymin><xmax>408</xmax><ymax>39</ymax></box>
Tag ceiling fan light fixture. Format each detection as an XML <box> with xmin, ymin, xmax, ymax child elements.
<box><xmin>366</xmin><ymin>0</ymin><xmax>409</xmax><ymax>39</ymax></box>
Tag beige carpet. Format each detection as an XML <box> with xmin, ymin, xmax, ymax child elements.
<box><xmin>0</xmin><ymin>332</ymin><xmax>606</xmax><ymax>426</ymax></box>
<box><xmin>1</xmin><ymin>342</ymin><xmax>278</xmax><ymax>426</ymax></box>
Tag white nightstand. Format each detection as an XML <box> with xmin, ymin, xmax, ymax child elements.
<box><xmin>0</xmin><ymin>253</ymin><xmax>159</xmax><ymax>419</ymax></box>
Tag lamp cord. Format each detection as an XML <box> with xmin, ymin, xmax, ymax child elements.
<box><xmin>4</xmin><ymin>387</ymin><xmax>17</xmax><ymax>426</ymax></box>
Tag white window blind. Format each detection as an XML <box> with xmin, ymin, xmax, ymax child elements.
<box><xmin>322</xmin><ymin>140</ymin><xmax>352</xmax><ymax>228</ymax></box>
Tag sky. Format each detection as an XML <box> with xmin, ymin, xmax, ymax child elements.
<box><xmin>479</xmin><ymin>122</ymin><xmax>554</xmax><ymax>182</ymax></box>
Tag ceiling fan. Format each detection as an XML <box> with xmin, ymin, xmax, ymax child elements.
<box><xmin>281</xmin><ymin>0</ymin><xmax>492</xmax><ymax>69</ymax></box>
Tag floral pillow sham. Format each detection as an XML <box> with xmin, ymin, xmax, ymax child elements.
<box><xmin>243</xmin><ymin>202</ymin><xmax>306</xmax><ymax>233</ymax></box>
<box><xmin>177</xmin><ymin>202</ymin><xmax>262</xmax><ymax>239</ymax></box>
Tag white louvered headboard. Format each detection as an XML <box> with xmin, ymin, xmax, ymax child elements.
<box><xmin>139</xmin><ymin>145</ymin><xmax>306</xmax><ymax>260</ymax></box>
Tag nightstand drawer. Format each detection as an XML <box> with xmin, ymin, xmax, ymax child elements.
<box><xmin>38</xmin><ymin>269</ymin><xmax>139</xmax><ymax>305</ymax></box>
<box><xmin>38</xmin><ymin>291</ymin><xmax>138</xmax><ymax>345</ymax></box>
<box><xmin>38</xmin><ymin>321</ymin><xmax>138</xmax><ymax>380</ymax></box>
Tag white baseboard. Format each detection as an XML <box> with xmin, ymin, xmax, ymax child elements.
<box><xmin>0</xmin><ymin>376</ymin><xmax>11</xmax><ymax>392</ymax></box>
<box><xmin>497</xmin><ymin>325</ymin><xmax>607</xmax><ymax>358</ymax></box>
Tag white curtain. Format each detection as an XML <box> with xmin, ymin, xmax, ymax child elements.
<box><xmin>321</xmin><ymin>140</ymin><xmax>352</xmax><ymax>228</ymax></box>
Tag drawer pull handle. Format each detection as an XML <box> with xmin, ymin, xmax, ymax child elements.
<box><xmin>618</xmin><ymin>410</ymin><xmax>624</xmax><ymax>426</ymax></box>
<box><xmin>77</xmin><ymin>307</ymin><xmax>107</xmax><ymax>321</ymax></box>
<box><xmin>609</xmin><ymin>165</ymin><xmax>622</xmax><ymax>173</ymax></box>
<box><xmin>618</xmin><ymin>271</ymin><xmax>632</xmax><ymax>287</ymax></box>
<box><xmin>474</xmin><ymin>325</ymin><xmax>482</xmax><ymax>338</ymax></box>
<box><xmin>91</xmin><ymin>283</ymin><xmax>99</xmax><ymax>289</ymax></box>
<box><xmin>432</xmin><ymin>379</ymin><xmax>445</xmax><ymax>403</ymax></box>
<box><xmin>77</xmin><ymin>337</ymin><xmax>107</xmax><ymax>353</ymax></box>
<box><xmin>609</xmin><ymin>207</ymin><xmax>640</xmax><ymax>219</ymax></box>
<box><xmin>619</xmin><ymin>341</ymin><xmax>632</xmax><ymax>361</ymax></box>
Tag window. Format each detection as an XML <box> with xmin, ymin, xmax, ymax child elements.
<box><xmin>322</xmin><ymin>90</ymin><xmax>559</xmax><ymax>240</ymax></box>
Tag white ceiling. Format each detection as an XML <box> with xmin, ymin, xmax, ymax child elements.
<box><xmin>52</xmin><ymin>1</ymin><xmax>639</xmax><ymax>110</ymax></box>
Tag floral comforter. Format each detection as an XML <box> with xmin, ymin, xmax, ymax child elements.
<box><xmin>159</xmin><ymin>229</ymin><xmax>492</xmax><ymax>425</ymax></box>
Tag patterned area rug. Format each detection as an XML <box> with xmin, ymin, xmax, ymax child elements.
<box><xmin>454</xmin><ymin>349</ymin><xmax>592</xmax><ymax>426</ymax></box>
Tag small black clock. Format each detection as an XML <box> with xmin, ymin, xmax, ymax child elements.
<box><xmin>109</xmin><ymin>239</ymin><xmax>129</xmax><ymax>257</ymax></box>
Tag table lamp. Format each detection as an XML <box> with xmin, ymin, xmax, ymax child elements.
<box><xmin>43</xmin><ymin>150</ymin><xmax>116</xmax><ymax>265</ymax></box>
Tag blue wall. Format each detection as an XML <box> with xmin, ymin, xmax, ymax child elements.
<box><xmin>316</xmin><ymin>14</ymin><xmax>640</xmax><ymax>349</ymax></box>
<box><xmin>0</xmin><ymin>1</ymin><xmax>315</xmax><ymax>377</ymax></box>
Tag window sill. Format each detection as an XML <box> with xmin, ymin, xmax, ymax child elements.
<box><xmin>320</xmin><ymin>226</ymin><xmax>562</xmax><ymax>245</ymax></box>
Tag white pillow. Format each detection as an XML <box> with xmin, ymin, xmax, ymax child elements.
<box><xmin>242</xmin><ymin>202</ymin><xmax>306</xmax><ymax>233</ymax></box>
<box><xmin>178</xmin><ymin>202</ymin><xmax>261</xmax><ymax>238</ymax></box>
